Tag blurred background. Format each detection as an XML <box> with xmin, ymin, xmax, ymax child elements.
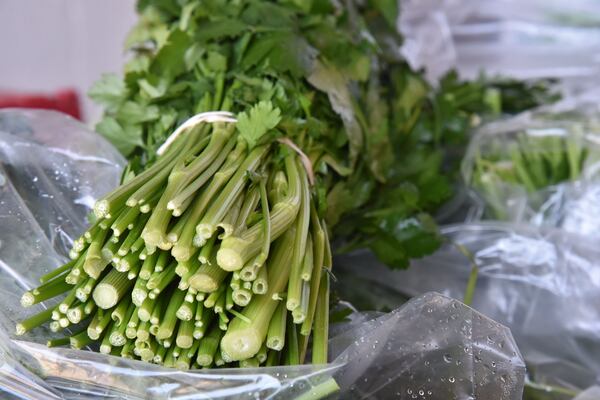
<box><xmin>0</xmin><ymin>0</ymin><xmax>136</xmax><ymax>122</ymax></box>
<box><xmin>2</xmin><ymin>0</ymin><xmax>600</xmax><ymax>122</ymax></box>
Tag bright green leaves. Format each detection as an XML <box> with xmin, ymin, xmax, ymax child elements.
<box><xmin>206</xmin><ymin>51</ymin><xmax>227</xmax><ymax>72</ymax></box>
<box><xmin>89</xmin><ymin>74</ymin><xmax>129</xmax><ymax>113</ymax></box>
<box><xmin>184</xmin><ymin>43</ymin><xmax>204</xmax><ymax>70</ymax></box>
<box><xmin>89</xmin><ymin>76</ymin><xmax>151</xmax><ymax>156</ymax></box>
<box><xmin>369</xmin><ymin>215</ymin><xmax>442</xmax><ymax>269</ymax></box>
<box><xmin>151</xmin><ymin>29</ymin><xmax>192</xmax><ymax>80</ymax></box>
<box><xmin>236</xmin><ymin>101</ymin><xmax>282</xmax><ymax>149</ymax></box>
<box><xmin>179</xmin><ymin>2</ymin><xmax>198</xmax><ymax>31</ymax></box>
<box><xmin>306</xmin><ymin>23</ymin><xmax>371</xmax><ymax>82</ymax></box>
<box><xmin>195</xmin><ymin>19</ymin><xmax>248</xmax><ymax>42</ymax></box>
<box><xmin>269</xmin><ymin>33</ymin><xmax>317</xmax><ymax>78</ymax></box>
<box><xmin>96</xmin><ymin>117</ymin><xmax>144</xmax><ymax>156</ymax></box>
<box><xmin>241</xmin><ymin>2</ymin><xmax>295</xmax><ymax>29</ymax></box>
<box><xmin>88</xmin><ymin>0</ymin><xmax>558</xmax><ymax>276</ymax></box>
<box><xmin>243</xmin><ymin>32</ymin><xmax>317</xmax><ymax>78</ymax></box>
<box><xmin>116</xmin><ymin>102</ymin><xmax>160</xmax><ymax>124</ymax></box>
<box><xmin>370</xmin><ymin>0</ymin><xmax>399</xmax><ymax>29</ymax></box>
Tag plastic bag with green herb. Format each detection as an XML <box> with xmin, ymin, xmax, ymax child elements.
<box><xmin>462</xmin><ymin>106</ymin><xmax>600</xmax><ymax>235</ymax></box>
<box><xmin>0</xmin><ymin>109</ymin><xmax>528</xmax><ymax>399</ymax></box>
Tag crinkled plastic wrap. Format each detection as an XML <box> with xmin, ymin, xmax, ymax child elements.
<box><xmin>0</xmin><ymin>109</ymin><xmax>527</xmax><ymax>399</ymax></box>
<box><xmin>336</xmin><ymin>222</ymin><xmax>600</xmax><ymax>393</ymax></box>
<box><xmin>399</xmin><ymin>0</ymin><xmax>600</xmax><ymax>87</ymax></box>
<box><xmin>461</xmin><ymin>106</ymin><xmax>600</xmax><ymax>238</ymax></box>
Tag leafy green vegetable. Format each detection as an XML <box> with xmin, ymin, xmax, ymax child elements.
<box><xmin>90</xmin><ymin>0</ymin><xmax>556</xmax><ymax>272</ymax></box>
<box><xmin>88</xmin><ymin>74</ymin><xmax>129</xmax><ymax>112</ymax></box>
<box><xmin>236</xmin><ymin>100</ymin><xmax>281</xmax><ymax>149</ymax></box>
<box><xmin>95</xmin><ymin>117</ymin><xmax>144</xmax><ymax>155</ymax></box>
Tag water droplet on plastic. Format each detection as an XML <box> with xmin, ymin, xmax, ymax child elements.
<box><xmin>448</xmin><ymin>377</ymin><xmax>455</xmax><ymax>383</ymax></box>
<box><xmin>443</xmin><ymin>354</ymin><xmax>453</xmax><ymax>363</ymax></box>
<box><xmin>407</xmin><ymin>388</ymin><xmax>413</xmax><ymax>394</ymax></box>
<box><xmin>418</xmin><ymin>389</ymin><xmax>424</xmax><ymax>395</ymax></box>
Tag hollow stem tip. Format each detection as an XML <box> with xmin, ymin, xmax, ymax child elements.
<box><xmin>93</xmin><ymin>270</ymin><xmax>131</xmax><ymax>309</ymax></box>
<box><xmin>220</xmin><ymin>325</ymin><xmax>263</xmax><ymax>362</ymax></box>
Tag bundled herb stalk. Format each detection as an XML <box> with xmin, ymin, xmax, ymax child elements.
<box><xmin>19</xmin><ymin>115</ymin><xmax>331</xmax><ymax>368</ymax></box>
<box><xmin>17</xmin><ymin>0</ymin><xmax>554</xmax><ymax>372</ymax></box>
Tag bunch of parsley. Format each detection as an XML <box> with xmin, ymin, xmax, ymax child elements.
<box><xmin>90</xmin><ymin>0</ymin><xmax>555</xmax><ymax>269</ymax></box>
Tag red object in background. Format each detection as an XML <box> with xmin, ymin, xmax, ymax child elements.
<box><xmin>0</xmin><ymin>89</ymin><xmax>82</xmax><ymax>120</ymax></box>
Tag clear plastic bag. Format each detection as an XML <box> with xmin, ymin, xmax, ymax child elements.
<box><xmin>399</xmin><ymin>0</ymin><xmax>600</xmax><ymax>87</ymax></box>
<box><xmin>461</xmin><ymin>106</ymin><xmax>600</xmax><ymax>237</ymax></box>
<box><xmin>574</xmin><ymin>386</ymin><xmax>600</xmax><ymax>400</ymax></box>
<box><xmin>0</xmin><ymin>109</ymin><xmax>527</xmax><ymax>399</ymax></box>
<box><xmin>336</xmin><ymin>222</ymin><xmax>600</xmax><ymax>393</ymax></box>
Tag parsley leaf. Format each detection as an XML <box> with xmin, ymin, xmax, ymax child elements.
<box><xmin>150</xmin><ymin>29</ymin><xmax>191</xmax><ymax>79</ymax></box>
<box><xmin>96</xmin><ymin>117</ymin><xmax>144</xmax><ymax>156</ymax></box>
<box><xmin>236</xmin><ymin>101</ymin><xmax>282</xmax><ymax>149</ymax></box>
<box><xmin>88</xmin><ymin>74</ymin><xmax>128</xmax><ymax>112</ymax></box>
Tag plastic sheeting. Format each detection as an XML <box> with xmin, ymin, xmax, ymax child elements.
<box><xmin>336</xmin><ymin>222</ymin><xmax>600</xmax><ymax>393</ymax></box>
<box><xmin>399</xmin><ymin>0</ymin><xmax>600</xmax><ymax>91</ymax></box>
<box><xmin>0</xmin><ymin>109</ymin><xmax>527</xmax><ymax>399</ymax></box>
<box><xmin>460</xmin><ymin>105</ymin><xmax>600</xmax><ymax>236</ymax></box>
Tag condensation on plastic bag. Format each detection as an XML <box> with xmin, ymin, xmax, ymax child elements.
<box><xmin>0</xmin><ymin>109</ymin><xmax>527</xmax><ymax>399</ymax></box>
<box><xmin>5</xmin><ymin>292</ymin><xmax>525</xmax><ymax>400</ymax></box>
<box><xmin>399</xmin><ymin>0</ymin><xmax>600</xmax><ymax>87</ymax></box>
<box><xmin>336</xmin><ymin>222</ymin><xmax>600</xmax><ymax>393</ymax></box>
<box><xmin>0</xmin><ymin>108</ymin><xmax>125</xmax><ymax>258</ymax></box>
<box><xmin>460</xmin><ymin>106</ymin><xmax>600</xmax><ymax>237</ymax></box>
<box><xmin>0</xmin><ymin>109</ymin><xmax>125</xmax><ymax>338</ymax></box>
<box><xmin>329</xmin><ymin>293</ymin><xmax>525</xmax><ymax>400</ymax></box>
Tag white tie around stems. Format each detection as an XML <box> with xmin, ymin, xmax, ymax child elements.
<box><xmin>156</xmin><ymin>111</ymin><xmax>237</xmax><ymax>156</ymax></box>
<box><xmin>156</xmin><ymin>110</ymin><xmax>315</xmax><ymax>185</ymax></box>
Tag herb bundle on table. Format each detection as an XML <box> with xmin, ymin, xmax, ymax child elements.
<box><xmin>17</xmin><ymin>0</ymin><xmax>553</xmax><ymax>371</ymax></box>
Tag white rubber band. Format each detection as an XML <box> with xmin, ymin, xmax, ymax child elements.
<box><xmin>156</xmin><ymin>111</ymin><xmax>237</xmax><ymax>156</ymax></box>
<box><xmin>156</xmin><ymin>110</ymin><xmax>315</xmax><ymax>186</ymax></box>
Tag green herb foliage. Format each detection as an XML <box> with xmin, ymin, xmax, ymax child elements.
<box><xmin>90</xmin><ymin>0</ymin><xmax>555</xmax><ymax>269</ymax></box>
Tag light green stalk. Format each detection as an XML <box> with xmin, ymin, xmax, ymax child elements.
<box><xmin>217</xmin><ymin>156</ymin><xmax>301</xmax><ymax>271</ymax></box>
<box><xmin>171</xmin><ymin>140</ymin><xmax>247</xmax><ymax>261</ymax></box>
<box><xmin>220</xmin><ymin>230</ymin><xmax>295</xmax><ymax>361</ymax></box>
<box><xmin>195</xmin><ymin>145</ymin><xmax>269</xmax><ymax>243</ymax></box>
<box><xmin>287</xmin><ymin>163</ymin><xmax>311</xmax><ymax>311</ymax></box>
